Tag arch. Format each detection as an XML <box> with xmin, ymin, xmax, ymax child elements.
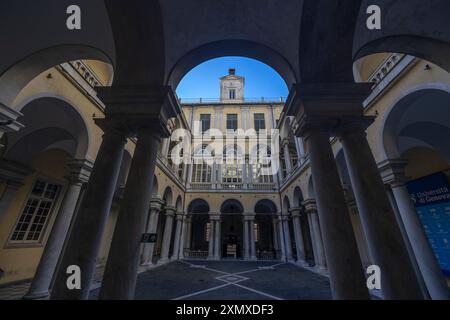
<box><xmin>382</xmin><ymin>88</ymin><xmax>450</xmax><ymax>162</ymax></box>
<box><xmin>220</xmin><ymin>199</ymin><xmax>244</xmax><ymax>215</ymax></box>
<box><xmin>293</xmin><ymin>187</ymin><xmax>304</xmax><ymax>208</ymax></box>
<box><xmin>307</xmin><ymin>176</ymin><xmax>316</xmax><ymax>200</ymax></box>
<box><xmin>175</xmin><ymin>196</ymin><xmax>183</xmax><ymax>213</ymax></box>
<box><xmin>0</xmin><ymin>1</ymin><xmax>115</xmax><ymax>106</ymax></box>
<box><xmin>254</xmin><ymin>199</ymin><xmax>278</xmax><ymax>215</ymax></box>
<box><xmin>353</xmin><ymin>0</ymin><xmax>450</xmax><ymax>73</ymax></box>
<box><xmin>152</xmin><ymin>175</ymin><xmax>159</xmax><ymax>198</ymax></box>
<box><xmin>5</xmin><ymin>96</ymin><xmax>90</xmax><ymax>164</ymax></box>
<box><xmin>282</xmin><ymin>196</ymin><xmax>291</xmax><ymax>214</ymax></box>
<box><xmin>187</xmin><ymin>199</ymin><xmax>210</xmax><ymax>214</ymax></box>
<box><xmin>167</xmin><ymin>40</ymin><xmax>297</xmax><ymax>89</ymax></box>
<box><xmin>163</xmin><ymin>187</ymin><xmax>173</xmax><ymax>206</ymax></box>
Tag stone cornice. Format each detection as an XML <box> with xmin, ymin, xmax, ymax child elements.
<box><xmin>0</xmin><ymin>159</ymin><xmax>34</xmax><ymax>187</ymax></box>
<box><xmin>285</xmin><ymin>83</ymin><xmax>372</xmax><ymax>137</ymax></box>
<box><xmin>96</xmin><ymin>85</ymin><xmax>180</xmax><ymax>138</ymax></box>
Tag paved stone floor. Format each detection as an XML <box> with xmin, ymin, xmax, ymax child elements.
<box><xmin>90</xmin><ymin>260</ymin><xmax>332</xmax><ymax>300</ymax></box>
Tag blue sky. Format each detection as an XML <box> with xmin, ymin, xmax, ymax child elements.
<box><xmin>176</xmin><ymin>57</ymin><xmax>289</xmax><ymax>100</ymax></box>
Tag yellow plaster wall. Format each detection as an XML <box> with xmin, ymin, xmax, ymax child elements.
<box><xmin>0</xmin><ymin>149</ymin><xmax>69</xmax><ymax>284</ymax></box>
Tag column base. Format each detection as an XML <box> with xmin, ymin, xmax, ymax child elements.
<box><xmin>22</xmin><ymin>290</ymin><xmax>50</xmax><ymax>300</ymax></box>
<box><xmin>296</xmin><ymin>260</ymin><xmax>309</xmax><ymax>267</ymax></box>
<box><xmin>157</xmin><ymin>258</ymin><xmax>170</xmax><ymax>265</ymax></box>
<box><xmin>250</xmin><ymin>256</ymin><xmax>257</xmax><ymax>261</ymax></box>
<box><xmin>208</xmin><ymin>256</ymin><xmax>220</xmax><ymax>261</ymax></box>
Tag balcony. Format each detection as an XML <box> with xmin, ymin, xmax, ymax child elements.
<box><xmin>188</xmin><ymin>181</ymin><xmax>276</xmax><ymax>191</ymax></box>
<box><xmin>179</xmin><ymin>97</ymin><xmax>286</xmax><ymax>105</ymax></box>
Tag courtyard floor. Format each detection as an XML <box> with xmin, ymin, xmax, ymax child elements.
<box><xmin>90</xmin><ymin>260</ymin><xmax>332</xmax><ymax>300</ymax></box>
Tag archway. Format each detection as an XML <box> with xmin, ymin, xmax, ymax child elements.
<box><xmin>220</xmin><ymin>199</ymin><xmax>244</xmax><ymax>259</ymax></box>
<box><xmin>254</xmin><ymin>200</ymin><xmax>277</xmax><ymax>260</ymax></box>
<box><xmin>186</xmin><ymin>199</ymin><xmax>210</xmax><ymax>258</ymax></box>
<box><xmin>383</xmin><ymin>88</ymin><xmax>450</xmax><ymax>281</ymax></box>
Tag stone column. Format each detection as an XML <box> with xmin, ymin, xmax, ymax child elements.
<box><xmin>243</xmin><ymin>218</ymin><xmax>250</xmax><ymax>260</ymax></box>
<box><xmin>380</xmin><ymin>159</ymin><xmax>450</xmax><ymax>300</ymax></box>
<box><xmin>306</xmin><ymin>212</ymin><xmax>318</xmax><ymax>265</ymax></box>
<box><xmin>171</xmin><ymin>213</ymin><xmax>184</xmax><ymax>261</ymax></box>
<box><xmin>178</xmin><ymin>216</ymin><xmax>188</xmax><ymax>259</ymax></box>
<box><xmin>302</xmin><ymin>128</ymin><xmax>369</xmax><ymax>299</ymax></box>
<box><xmin>24</xmin><ymin>160</ymin><xmax>92</xmax><ymax>300</ymax></box>
<box><xmin>97</xmin><ymin>85</ymin><xmax>178</xmax><ymax>300</ymax></box>
<box><xmin>290</xmin><ymin>208</ymin><xmax>307</xmax><ymax>265</ymax></box>
<box><xmin>100</xmin><ymin>127</ymin><xmax>161</xmax><ymax>300</ymax></box>
<box><xmin>282</xmin><ymin>139</ymin><xmax>293</xmax><ymax>175</ymax></box>
<box><xmin>208</xmin><ymin>215</ymin><xmax>215</xmax><ymax>259</ymax></box>
<box><xmin>276</xmin><ymin>216</ymin><xmax>287</xmax><ymax>261</ymax></box>
<box><xmin>288</xmin><ymin>83</ymin><xmax>378</xmax><ymax>299</ymax></box>
<box><xmin>212</xmin><ymin>215</ymin><xmax>221</xmax><ymax>260</ymax></box>
<box><xmin>281</xmin><ymin>216</ymin><xmax>294</xmax><ymax>261</ymax></box>
<box><xmin>140</xmin><ymin>199</ymin><xmax>163</xmax><ymax>266</ymax></box>
<box><xmin>304</xmin><ymin>200</ymin><xmax>326</xmax><ymax>270</ymax></box>
<box><xmin>295</xmin><ymin>137</ymin><xmax>306</xmax><ymax>164</ymax></box>
<box><xmin>185</xmin><ymin>217</ymin><xmax>192</xmax><ymax>251</ymax></box>
<box><xmin>338</xmin><ymin>122</ymin><xmax>423</xmax><ymax>299</ymax></box>
<box><xmin>272</xmin><ymin>217</ymin><xmax>280</xmax><ymax>256</ymax></box>
<box><xmin>51</xmin><ymin>120</ymin><xmax>127</xmax><ymax>300</ymax></box>
<box><xmin>158</xmin><ymin>207</ymin><xmax>176</xmax><ymax>264</ymax></box>
<box><xmin>161</xmin><ymin>138</ymin><xmax>170</xmax><ymax>159</ymax></box>
<box><xmin>246</xmin><ymin>215</ymin><xmax>257</xmax><ymax>260</ymax></box>
<box><xmin>242</xmin><ymin>162</ymin><xmax>248</xmax><ymax>189</ymax></box>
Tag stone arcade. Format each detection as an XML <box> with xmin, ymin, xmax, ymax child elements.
<box><xmin>0</xmin><ymin>0</ymin><xmax>449</xmax><ymax>300</ymax></box>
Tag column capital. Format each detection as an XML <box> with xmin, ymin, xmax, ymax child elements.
<box><xmin>150</xmin><ymin>198</ymin><xmax>164</xmax><ymax>212</ymax></box>
<box><xmin>209</xmin><ymin>213</ymin><xmax>221</xmax><ymax>221</ymax></box>
<box><xmin>175</xmin><ymin>213</ymin><xmax>184</xmax><ymax>221</ymax></box>
<box><xmin>378</xmin><ymin>158</ymin><xmax>409</xmax><ymax>187</ymax></box>
<box><xmin>282</xmin><ymin>138</ymin><xmax>291</xmax><ymax>148</ymax></box>
<box><xmin>244</xmin><ymin>214</ymin><xmax>255</xmax><ymax>221</ymax></box>
<box><xmin>164</xmin><ymin>206</ymin><xmax>177</xmax><ymax>217</ymax></box>
<box><xmin>279</xmin><ymin>215</ymin><xmax>290</xmax><ymax>222</ymax></box>
<box><xmin>289</xmin><ymin>207</ymin><xmax>303</xmax><ymax>217</ymax></box>
<box><xmin>284</xmin><ymin>83</ymin><xmax>372</xmax><ymax>138</ymax></box>
<box><xmin>66</xmin><ymin>159</ymin><xmax>94</xmax><ymax>185</ymax></box>
<box><xmin>302</xmin><ymin>199</ymin><xmax>318</xmax><ymax>214</ymax></box>
<box><xmin>0</xmin><ymin>159</ymin><xmax>33</xmax><ymax>188</ymax></box>
<box><xmin>96</xmin><ymin>85</ymin><xmax>180</xmax><ymax>138</ymax></box>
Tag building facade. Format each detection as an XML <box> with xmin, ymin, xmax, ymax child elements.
<box><xmin>0</xmin><ymin>53</ymin><xmax>449</xmax><ymax>299</ymax></box>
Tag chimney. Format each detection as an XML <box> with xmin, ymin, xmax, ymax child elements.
<box><xmin>229</xmin><ymin>68</ymin><xmax>236</xmax><ymax>75</ymax></box>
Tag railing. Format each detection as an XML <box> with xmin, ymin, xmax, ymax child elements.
<box><xmin>184</xmin><ymin>250</ymin><xmax>209</xmax><ymax>259</ymax></box>
<box><xmin>221</xmin><ymin>183</ymin><xmax>244</xmax><ymax>190</ymax></box>
<box><xmin>179</xmin><ymin>97</ymin><xmax>286</xmax><ymax>105</ymax></box>
<box><xmin>189</xmin><ymin>181</ymin><xmax>276</xmax><ymax>191</ymax></box>
<box><xmin>190</xmin><ymin>182</ymin><xmax>213</xmax><ymax>190</ymax></box>
<box><xmin>257</xmin><ymin>251</ymin><xmax>278</xmax><ymax>261</ymax></box>
<box><xmin>251</xmin><ymin>183</ymin><xmax>276</xmax><ymax>190</ymax></box>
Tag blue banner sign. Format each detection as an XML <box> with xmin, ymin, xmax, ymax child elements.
<box><xmin>407</xmin><ymin>172</ymin><xmax>450</xmax><ymax>277</ymax></box>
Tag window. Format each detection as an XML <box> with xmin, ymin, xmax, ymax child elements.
<box><xmin>229</xmin><ymin>89</ymin><xmax>236</xmax><ymax>100</ymax></box>
<box><xmin>10</xmin><ymin>180</ymin><xmax>61</xmax><ymax>244</ymax></box>
<box><xmin>226</xmin><ymin>114</ymin><xmax>238</xmax><ymax>131</ymax></box>
<box><xmin>254</xmin><ymin>113</ymin><xmax>266</xmax><ymax>131</ymax></box>
<box><xmin>200</xmin><ymin>114</ymin><xmax>211</xmax><ymax>133</ymax></box>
